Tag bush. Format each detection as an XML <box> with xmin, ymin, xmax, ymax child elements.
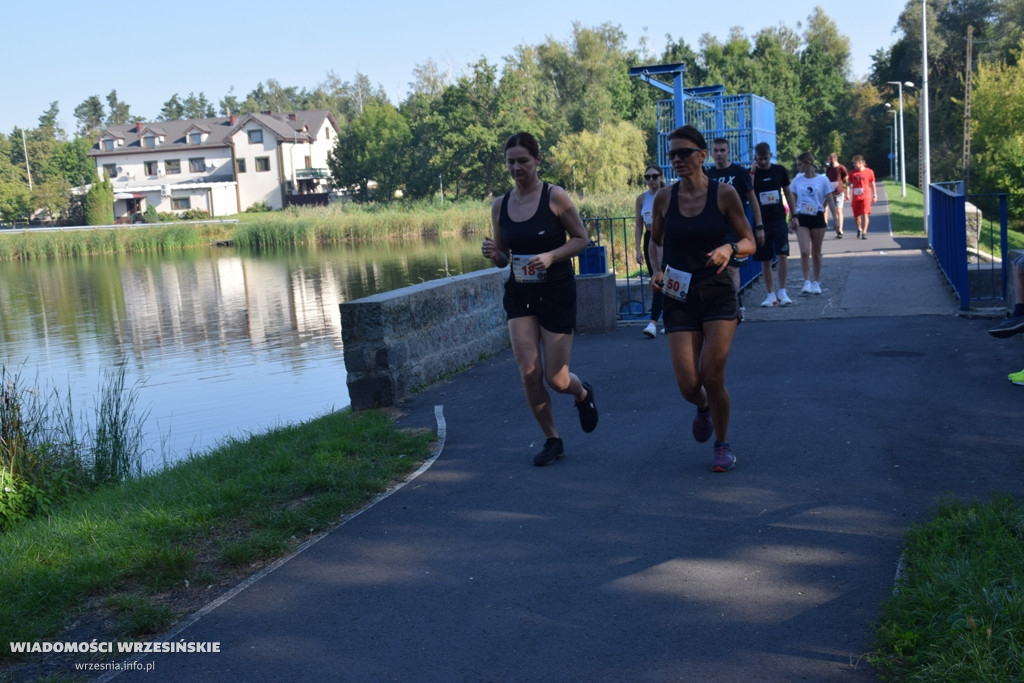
<box><xmin>244</xmin><ymin>202</ymin><xmax>272</xmax><ymax>213</ymax></box>
<box><xmin>143</xmin><ymin>205</ymin><xmax>159</xmax><ymax>223</ymax></box>
<box><xmin>181</xmin><ymin>209</ymin><xmax>211</xmax><ymax>221</ymax></box>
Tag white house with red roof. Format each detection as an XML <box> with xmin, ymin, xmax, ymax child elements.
<box><xmin>88</xmin><ymin>110</ymin><xmax>339</xmax><ymax>220</ymax></box>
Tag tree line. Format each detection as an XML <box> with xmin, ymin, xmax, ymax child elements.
<box><xmin>3</xmin><ymin>2</ymin><xmax>1024</xmax><ymax>225</ymax></box>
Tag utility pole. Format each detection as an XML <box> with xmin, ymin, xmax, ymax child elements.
<box><xmin>963</xmin><ymin>25</ymin><xmax>973</xmax><ymax>194</ymax></box>
<box><xmin>22</xmin><ymin>129</ymin><xmax>33</xmax><ymax>190</ymax></box>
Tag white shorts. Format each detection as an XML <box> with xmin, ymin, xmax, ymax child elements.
<box><xmin>832</xmin><ymin>193</ymin><xmax>845</xmax><ymax>210</ymax></box>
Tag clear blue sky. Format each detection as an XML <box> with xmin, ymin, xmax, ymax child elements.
<box><xmin>3</xmin><ymin>1</ymin><xmax>906</xmax><ymax>134</ymax></box>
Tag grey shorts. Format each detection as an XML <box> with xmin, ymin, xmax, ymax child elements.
<box><xmin>662</xmin><ymin>272</ymin><xmax>738</xmax><ymax>332</ymax></box>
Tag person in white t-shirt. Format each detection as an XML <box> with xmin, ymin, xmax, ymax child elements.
<box><xmin>789</xmin><ymin>152</ymin><xmax>837</xmax><ymax>295</ymax></box>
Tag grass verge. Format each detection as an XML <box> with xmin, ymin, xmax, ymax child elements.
<box><xmin>884</xmin><ymin>180</ymin><xmax>1024</xmax><ymax>253</ymax></box>
<box><xmin>0</xmin><ymin>409</ymin><xmax>433</xmax><ymax>680</ymax></box>
<box><xmin>870</xmin><ymin>493</ymin><xmax>1024</xmax><ymax>680</ymax></box>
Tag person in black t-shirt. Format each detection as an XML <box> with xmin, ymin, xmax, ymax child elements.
<box><xmin>751</xmin><ymin>142</ymin><xmax>798</xmax><ymax>307</ymax></box>
<box><xmin>707</xmin><ymin>137</ymin><xmax>763</xmax><ymax>320</ymax></box>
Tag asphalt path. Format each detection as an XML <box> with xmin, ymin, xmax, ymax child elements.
<box><xmin>114</xmin><ymin>186</ymin><xmax>1024</xmax><ymax>682</ymax></box>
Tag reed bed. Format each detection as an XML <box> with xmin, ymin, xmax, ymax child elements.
<box><xmin>0</xmin><ymin>190</ymin><xmax>638</xmax><ymax>260</ymax></box>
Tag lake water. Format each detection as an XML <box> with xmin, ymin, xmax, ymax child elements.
<box><xmin>0</xmin><ymin>236</ymin><xmax>486</xmax><ymax>470</ymax></box>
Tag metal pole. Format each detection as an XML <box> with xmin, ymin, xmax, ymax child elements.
<box><xmin>22</xmin><ymin>129</ymin><xmax>33</xmax><ymax>190</ymax></box>
<box><xmin>898</xmin><ymin>85</ymin><xmax>907</xmax><ymax>198</ymax></box>
<box><xmin>922</xmin><ymin>0</ymin><xmax>932</xmax><ymax>240</ymax></box>
<box><xmin>887</xmin><ymin>125</ymin><xmax>894</xmax><ymax>178</ymax></box>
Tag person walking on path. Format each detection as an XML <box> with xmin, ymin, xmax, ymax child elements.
<box><xmin>635</xmin><ymin>164</ymin><xmax>666</xmax><ymax>338</ymax></box>
<box><xmin>707</xmin><ymin>137</ymin><xmax>763</xmax><ymax>321</ymax></box>
<box><xmin>847</xmin><ymin>155</ymin><xmax>878</xmax><ymax>239</ymax></box>
<box><xmin>790</xmin><ymin>152</ymin><xmax>838</xmax><ymax>295</ymax></box>
<box><xmin>825</xmin><ymin>153</ymin><xmax>848</xmax><ymax>238</ymax></box>
<box><xmin>988</xmin><ymin>253</ymin><xmax>1024</xmax><ymax>384</ymax></box>
<box><xmin>751</xmin><ymin>142</ymin><xmax>798</xmax><ymax>307</ymax></box>
<box><xmin>648</xmin><ymin>125</ymin><xmax>755</xmax><ymax>472</ymax></box>
<box><xmin>481</xmin><ymin>132</ymin><xmax>599</xmax><ymax>466</ymax></box>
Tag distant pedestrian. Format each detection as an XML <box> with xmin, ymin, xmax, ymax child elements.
<box><xmin>988</xmin><ymin>253</ymin><xmax>1024</xmax><ymax>385</ymax></box>
<box><xmin>648</xmin><ymin>125</ymin><xmax>755</xmax><ymax>472</ymax></box>
<box><xmin>790</xmin><ymin>152</ymin><xmax>837</xmax><ymax>295</ymax></box>
<box><xmin>481</xmin><ymin>132</ymin><xmax>599</xmax><ymax>466</ymax></box>
<box><xmin>825</xmin><ymin>153</ymin><xmax>848</xmax><ymax>238</ymax></box>
<box><xmin>847</xmin><ymin>155</ymin><xmax>877</xmax><ymax>239</ymax></box>
<box><xmin>707</xmin><ymin>137</ymin><xmax>763</xmax><ymax>321</ymax></box>
<box><xmin>635</xmin><ymin>164</ymin><xmax>666</xmax><ymax>337</ymax></box>
<box><xmin>751</xmin><ymin>142</ymin><xmax>798</xmax><ymax>307</ymax></box>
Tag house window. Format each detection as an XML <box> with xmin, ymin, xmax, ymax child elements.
<box><xmin>102</xmin><ymin>139</ymin><xmax>114</xmax><ymax>151</ymax></box>
<box><xmin>171</xmin><ymin>197</ymin><xmax>191</xmax><ymax>210</ymax></box>
<box><xmin>189</xmin><ymin>132</ymin><xmax>202</xmax><ymax>145</ymax></box>
<box><xmin>255</xmin><ymin>157</ymin><xmax>270</xmax><ymax>172</ymax></box>
<box><xmin>144</xmin><ymin>160</ymin><xmax>158</xmax><ymax>176</ymax></box>
<box><xmin>189</xmin><ymin>158</ymin><xmax>206</xmax><ymax>173</ymax></box>
<box><xmin>325</xmin><ymin>128</ymin><xmax>330</xmax><ymax>139</ymax></box>
<box><xmin>165</xmin><ymin>159</ymin><xmax>181</xmax><ymax>175</ymax></box>
<box><xmin>236</xmin><ymin>159</ymin><xmax>246</xmax><ymax>173</ymax></box>
<box><xmin>143</xmin><ymin>135</ymin><xmax>156</xmax><ymax>148</ymax></box>
<box><xmin>103</xmin><ymin>164</ymin><xmax>117</xmax><ymax>179</ymax></box>
<box><xmin>304</xmin><ymin>156</ymin><xmax>311</xmax><ymax>169</ymax></box>
<box><xmin>247</xmin><ymin>129</ymin><xmax>263</xmax><ymax>144</ymax></box>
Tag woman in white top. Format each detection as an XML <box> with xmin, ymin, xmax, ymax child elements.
<box><xmin>634</xmin><ymin>164</ymin><xmax>666</xmax><ymax>337</ymax></box>
<box><xmin>788</xmin><ymin>152</ymin><xmax>837</xmax><ymax>295</ymax></box>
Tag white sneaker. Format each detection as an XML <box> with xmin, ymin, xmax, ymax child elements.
<box><xmin>777</xmin><ymin>289</ymin><xmax>793</xmax><ymax>306</ymax></box>
<box><xmin>760</xmin><ymin>292</ymin><xmax>778</xmax><ymax>307</ymax></box>
<box><xmin>801</xmin><ymin>280</ymin><xmax>814</xmax><ymax>295</ymax></box>
<box><xmin>643</xmin><ymin>321</ymin><xmax>657</xmax><ymax>338</ymax></box>
<box><xmin>810</xmin><ymin>281</ymin><xmax>822</xmax><ymax>295</ymax></box>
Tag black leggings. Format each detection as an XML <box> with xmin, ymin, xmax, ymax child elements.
<box><xmin>642</xmin><ymin>230</ymin><xmax>664</xmax><ymax>322</ymax></box>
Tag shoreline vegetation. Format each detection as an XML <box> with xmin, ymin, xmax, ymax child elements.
<box><xmin>0</xmin><ymin>191</ymin><xmax>640</xmax><ymax>262</ymax></box>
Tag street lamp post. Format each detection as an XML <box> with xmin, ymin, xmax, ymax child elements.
<box><xmin>887</xmin><ymin>80</ymin><xmax>914</xmax><ymax>198</ymax></box>
<box><xmin>886</xmin><ymin>106</ymin><xmax>898</xmax><ymax>181</ymax></box>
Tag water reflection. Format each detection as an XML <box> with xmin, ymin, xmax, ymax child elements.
<box><xmin>0</xmin><ymin>236</ymin><xmax>487</xmax><ymax>469</ymax></box>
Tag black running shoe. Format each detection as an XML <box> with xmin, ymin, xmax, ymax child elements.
<box><xmin>533</xmin><ymin>437</ymin><xmax>564</xmax><ymax>466</ymax></box>
<box><xmin>989</xmin><ymin>316</ymin><xmax>1024</xmax><ymax>338</ymax></box>
<box><xmin>575</xmin><ymin>382</ymin><xmax>598</xmax><ymax>433</ymax></box>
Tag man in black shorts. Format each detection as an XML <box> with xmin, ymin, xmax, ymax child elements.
<box><xmin>751</xmin><ymin>142</ymin><xmax>798</xmax><ymax>307</ymax></box>
<box><xmin>707</xmin><ymin>137</ymin><xmax>763</xmax><ymax>320</ymax></box>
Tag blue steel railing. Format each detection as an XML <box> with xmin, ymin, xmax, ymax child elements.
<box><xmin>577</xmin><ymin>216</ymin><xmax>760</xmax><ymax>321</ymax></box>
<box><xmin>930</xmin><ymin>182</ymin><xmax>1009</xmax><ymax>311</ymax></box>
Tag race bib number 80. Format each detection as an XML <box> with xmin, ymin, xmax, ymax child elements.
<box><xmin>662</xmin><ymin>265</ymin><xmax>692</xmax><ymax>302</ymax></box>
<box><xmin>512</xmin><ymin>254</ymin><xmax>546</xmax><ymax>282</ymax></box>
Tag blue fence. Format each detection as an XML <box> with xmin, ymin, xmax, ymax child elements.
<box><xmin>930</xmin><ymin>181</ymin><xmax>1009</xmax><ymax>311</ymax></box>
<box><xmin>577</xmin><ymin>216</ymin><xmax>760</xmax><ymax>321</ymax></box>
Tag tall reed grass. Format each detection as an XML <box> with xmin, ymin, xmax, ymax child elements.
<box><xmin>0</xmin><ymin>191</ymin><xmax>640</xmax><ymax>261</ymax></box>
<box><xmin>0</xmin><ymin>364</ymin><xmax>149</xmax><ymax>530</ymax></box>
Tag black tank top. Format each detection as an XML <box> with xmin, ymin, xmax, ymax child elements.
<box><xmin>499</xmin><ymin>182</ymin><xmax>573</xmax><ymax>282</ymax></box>
<box><xmin>662</xmin><ymin>180</ymin><xmax>731</xmax><ymax>281</ymax></box>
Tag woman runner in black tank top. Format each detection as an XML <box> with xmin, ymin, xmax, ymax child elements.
<box><xmin>647</xmin><ymin>125</ymin><xmax>755</xmax><ymax>473</ymax></box>
<box><xmin>480</xmin><ymin>132</ymin><xmax>599</xmax><ymax>467</ymax></box>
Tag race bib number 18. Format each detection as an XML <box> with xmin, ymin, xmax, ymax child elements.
<box><xmin>662</xmin><ymin>265</ymin><xmax>692</xmax><ymax>302</ymax></box>
<box><xmin>512</xmin><ymin>254</ymin><xmax>546</xmax><ymax>282</ymax></box>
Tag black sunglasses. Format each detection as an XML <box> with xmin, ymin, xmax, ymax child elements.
<box><xmin>667</xmin><ymin>147</ymin><xmax>702</xmax><ymax>161</ymax></box>
<box><xmin>644</xmin><ymin>173</ymin><xmax>661</xmax><ymax>180</ymax></box>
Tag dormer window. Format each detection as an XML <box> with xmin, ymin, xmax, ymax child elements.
<box><xmin>143</xmin><ymin>135</ymin><xmax>157</xmax><ymax>148</ymax></box>
<box><xmin>103</xmin><ymin>139</ymin><xmax>115</xmax><ymax>151</ymax></box>
<box><xmin>189</xmin><ymin>132</ymin><xmax>203</xmax><ymax>145</ymax></box>
<box><xmin>247</xmin><ymin>129</ymin><xmax>263</xmax><ymax>144</ymax></box>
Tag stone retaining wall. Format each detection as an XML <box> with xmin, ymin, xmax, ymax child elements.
<box><xmin>341</xmin><ymin>269</ymin><xmax>617</xmax><ymax>411</ymax></box>
<box><xmin>341</xmin><ymin>268</ymin><xmax>509</xmax><ymax>411</ymax></box>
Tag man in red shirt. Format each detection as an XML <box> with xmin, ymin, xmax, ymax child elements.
<box><xmin>846</xmin><ymin>155</ymin><xmax>877</xmax><ymax>239</ymax></box>
<box><xmin>825</xmin><ymin>153</ymin><xmax>848</xmax><ymax>238</ymax></box>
